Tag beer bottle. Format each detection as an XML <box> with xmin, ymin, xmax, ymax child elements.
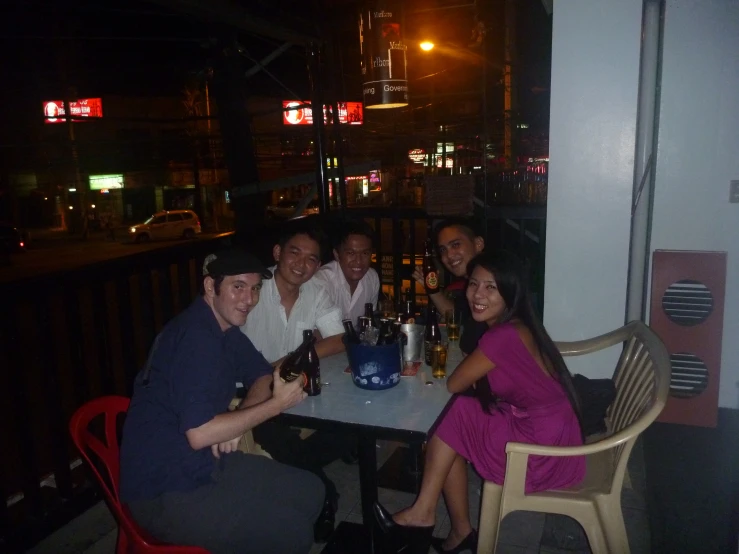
<box><xmin>423</xmin><ymin>239</ymin><xmax>440</xmax><ymax>294</ymax></box>
<box><xmin>279</xmin><ymin>345</ymin><xmax>308</xmax><ymax>387</ymax></box>
<box><xmin>400</xmin><ymin>299</ymin><xmax>415</xmax><ymax>324</ymax></box>
<box><xmin>343</xmin><ymin>319</ymin><xmax>360</xmax><ymax>344</ymax></box>
<box><xmin>301</xmin><ymin>329</ymin><xmax>321</xmax><ymax>396</ymax></box>
<box><xmin>359</xmin><ymin>302</ymin><xmax>375</xmax><ymax>333</ymax></box>
<box><xmin>424</xmin><ymin>305</ymin><xmax>441</xmax><ymax>366</ymax></box>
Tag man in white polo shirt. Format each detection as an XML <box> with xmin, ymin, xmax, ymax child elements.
<box><xmin>314</xmin><ymin>219</ymin><xmax>380</xmax><ymax>325</ymax></box>
<box><xmin>238</xmin><ymin>222</ymin><xmax>350</xmax><ymax>542</ymax></box>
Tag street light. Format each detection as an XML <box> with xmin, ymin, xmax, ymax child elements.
<box><xmin>419</xmin><ymin>41</ymin><xmax>434</xmax><ymax>52</ymax></box>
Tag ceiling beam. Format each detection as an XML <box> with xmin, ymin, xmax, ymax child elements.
<box><xmin>147</xmin><ymin>0</ymin><xmax>318</xmax><ymax>44</ymax></box>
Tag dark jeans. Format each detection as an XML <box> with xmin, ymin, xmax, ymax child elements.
<box><xmin>127</xmin><ymin>452</ymin><xmax>323</xmax><ymax>554</ymax></box>
<box><xmin>253</xmin><ymin>421</ymin><xmax>356</xmax><ymax>505</ymax></box>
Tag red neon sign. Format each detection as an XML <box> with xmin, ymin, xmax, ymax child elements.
<box><xmin>283</xmin><ymin>101</ymin><xmax>363</xmax><ymax>125</ymax></box>
<box><xmin>43</xmin><ymin>98</ymin><xmax>103</xmax><ymax>124</ymax></box>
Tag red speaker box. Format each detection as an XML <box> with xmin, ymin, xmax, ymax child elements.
<box><xmin>650</xmin><ymin>250</ymin><xmax>727</xmax><ymax>427</ymax></box>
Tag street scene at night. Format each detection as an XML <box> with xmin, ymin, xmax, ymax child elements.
<box><xmin>1</xmin><ymin>1</ymin><xmax>738</xmax><ymax>553</ymax></box>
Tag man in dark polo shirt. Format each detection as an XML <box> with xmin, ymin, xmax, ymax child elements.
<box><xmin>413</xmin><ymin>218</ymin><xmax>488</xmax><ymax>354</ymax></box>
<box><xmin>119</xmin><ymin>249</ymin><xmax>323</xmax><ymax>554</ymax></box>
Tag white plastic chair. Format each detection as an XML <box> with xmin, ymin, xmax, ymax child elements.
<box><xmin>477</xmin><ymin>321</ymin><xmax>671</xmax><ymax>554</ymax></box>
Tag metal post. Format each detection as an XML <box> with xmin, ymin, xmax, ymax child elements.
<box><xmin>626</xmin><ymin>0</ymin><xmax>664</xmax><ymax>322</ymax></box>
<box><xmin>331</xmin><ymin>102</ymin><xmax>347</xmax><ymax>214</ymax></box>
<box><xmin>503</xmin><ymin>0</ymin><xmax>515</xmax><ymax>169</ymax></box>
<box><xmin>63</xmin><ymin>88</ymin><xmax>86</xmax><ymax>238</ymax></box>
<box><xmin>482</xmin><ymin>19</ymin><xmax>490</xmax><ymax>240</ymax></box>
<box><xmin>308</xmin><ymin>43</ymin><xmax>329</xmax><ymax>216</ymax></box>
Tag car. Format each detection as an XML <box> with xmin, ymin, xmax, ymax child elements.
<box><xmin>0</xmin><ymin>224</ymin><xmax>26</xmax><ymax>253</ymax></box>
<box><xmin>128</xmin><ymin>210</ymin><xmax>201</xmax><ymax>243</ymax></box>
<box><xmin>265</xmin><ymin>199</ymin><xmax>320</xmax><ymax>220</ymax></box>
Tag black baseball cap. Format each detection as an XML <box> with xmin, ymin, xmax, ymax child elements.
<box><xmin>205</xmin><ymin>249</ymin><xmax>272</xmax><ymax>279</ymax></box>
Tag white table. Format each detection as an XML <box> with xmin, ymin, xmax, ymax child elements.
<box><xmin>278</xmin><ymin>342</ymin><xmax>464</xmax><ymax>554</ymax></box>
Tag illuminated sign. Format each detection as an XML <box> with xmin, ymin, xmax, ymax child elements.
<box><xmin>89</xmin><ymin>174</ymin><xmax>123</xmax><ymax>191</ymax></box>
<box><xmin>43</xmin><ymin>98</ymin><xmax>103</xmax><ymax>124</ymax></box>
<box><xmin>283</xmin><ymin>101</ymin><xmax>363</xmax><ymax>125</ymax></box>
<box><xmin>408</xmin><ymin>148</ymin><xmax>426</xmax><ymax>163</ymax></box>
<box><xmin>435</xmin><ymin>156</ymin><xmax>454</xmax><ymax>168</ymax></box>
<box><xmin>359</xmin><ymin>5</ymin><xmax>409</xmax><ymax>109</ymax></box>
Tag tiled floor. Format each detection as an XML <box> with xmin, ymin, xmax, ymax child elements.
<box><xmin>27</xmin><ymin>440</ymin><xmax>650</xmax><ymax>554</ymax></box>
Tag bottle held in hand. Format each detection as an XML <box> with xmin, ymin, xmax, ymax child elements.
<box><xmin>301</xmin><ymin>329</ymin><xmax>321</xmax><ymax>396</ymax></box>
<box><xmin>279</xmin><ymin>347</ymin><xmax>307</xmax><ymax>387</ymax></box>
<box><xmin>423</xmin><ymin>239</ymin><xmax>440</xmax><ymax>294</ymax></box>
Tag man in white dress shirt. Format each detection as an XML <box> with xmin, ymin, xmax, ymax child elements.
<box><xmin>238</xmin><ymin>223</ymin><xmax>351</xmax><ymax>542</ymax></box>
<box><xmin>241</xmin><ymin>225</ymin><xmax>345</xmax><ymax>366</ymax></box>
<box><xmin>314</xmin><ymin>219</ymin><xmax>380</xmax><ymax>325</ymax></box>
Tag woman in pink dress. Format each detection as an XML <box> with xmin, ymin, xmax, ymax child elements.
<box><xmin>374</xmin><ymin>251</ymin><xmax>585</xmax><ymax>554</ymax></box>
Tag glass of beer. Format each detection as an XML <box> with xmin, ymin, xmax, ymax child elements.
<box><xmin>445</xmin><ymin>309</ymin><xmax>461</xmax><ymax>342</ymax></box>
<box><xmin>431</xmin><ymin>342</ymin><xmax>448</xmax><ymax>379</ymax></box>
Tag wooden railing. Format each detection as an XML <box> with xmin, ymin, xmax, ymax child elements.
<box><xmin>0</xmin><ymin>206</ymin><xmax>545</xmax><ymax>552</ymax></box>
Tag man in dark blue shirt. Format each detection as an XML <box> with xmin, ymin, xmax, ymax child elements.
<box><xmin>120</xmin><ymin>249</ymin><xmax>323</xmax><ymax>554</ymax></box>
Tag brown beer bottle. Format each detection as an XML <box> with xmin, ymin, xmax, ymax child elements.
<box><xmin>423</xmin><ymin>239</ymin><xmax>440</xmax><ymax>294</ymax></box>
<box><xmin>300</xmin><ymin>329</ymin><xmax>321</xmax><ymax>396</ymax></box>
<box><xmin>279</xmin><ymin>345</ymin><xmax>308</xmax><ymax>387</ymax></box>
<box><xmin>400</xmin><ymin>299</ymin><xmax>415</xmax><ymax>324</ymax></box>
<box><xmin>424</xmin><ymin>304</ymin><xmax>441</xmax><ymax>366</ymax></box>
<box><xmin>343</xmin><ymin>319</ymin><xmax>360</xmax><ymax>344</ymax></box>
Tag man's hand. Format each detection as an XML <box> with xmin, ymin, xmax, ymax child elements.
<box><xmin>211</xmin><ymin>437</ymin><xmax>241</xmax><ymax>459</ymax></box>
<box><xmin>271</xmin><ymin>368</ymin><xmax>307</xmax><ymax>411</ymax></box>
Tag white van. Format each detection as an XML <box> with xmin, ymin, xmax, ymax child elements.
<box><xmin>129</xmin><ymin>210</ymin><xmax>201</xmax><ymax>243</ymax></box>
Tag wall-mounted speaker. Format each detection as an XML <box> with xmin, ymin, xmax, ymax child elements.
<box><xmin>650</xmin><ymin>250</ymin><xmax>727</xmax><ymax>427</ymax></box>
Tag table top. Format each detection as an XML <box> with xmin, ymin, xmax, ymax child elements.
<box><xmin>282</xmin><ymin>341</ymin><xmax>465</xmax><ymax>439</ymax></box>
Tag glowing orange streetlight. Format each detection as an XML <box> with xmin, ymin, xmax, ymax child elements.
<box><xmin>419</xmin><ymin>41</ymin><xmax>435</xmax><ymax>52</ymax></box>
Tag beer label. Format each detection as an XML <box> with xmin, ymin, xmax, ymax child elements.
<box><xmin>425</xmin><ymin>271</ymin><xmax>439</xmax><ymax>290</ymax></box>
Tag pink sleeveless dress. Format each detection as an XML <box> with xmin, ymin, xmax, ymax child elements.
<box><xmin>434</xmin><ymin>322</ymin><xmax>585</xmax><ymax>493</ymax></box>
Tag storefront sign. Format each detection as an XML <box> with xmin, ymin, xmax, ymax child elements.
<box><xmin>359</xmin><ymin>3</ymin><xmax>408</xmax><ymax>109</ymax></box>
<box><xmin>408</xmin><ymin>148</ymin><xmax>426</xmax><ymax>163</ymax></box>
<box><xmin>283</xmin><ymin>101</ymin><xmax>363</xmax><ymax>125</ymax></box>
<box><xmin>43</xmin><ymin>98</ymin><xmax>103</xmax><ymax>124</ymax></box>
<box><xmin>381</xmin><ymin>254</ymin><xmax>394</xmax><ymax>284</ymax></box>
<box><xmin>89</xmin><ymin>174</ymin><xmax>123</xmax><ymax>190</ymax></box>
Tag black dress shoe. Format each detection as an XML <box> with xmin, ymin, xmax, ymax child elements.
<box><xmin>430</xmin><ymin>529</ymin><xmax>478</xmax><ymax>554</ymax></box>
<box><xmin>372</xmin><ymin>502</ymin><xmax>434</xmax><ymax>554</ymax></box>
<box><xmin>313</xmin><ymin>496</ymin><xmax>336</xmax><ymax>543</ymax></box>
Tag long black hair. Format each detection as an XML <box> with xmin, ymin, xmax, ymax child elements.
<box><xmin>466</xmin><ymin>251</ymin><xmax>583</xmax><ymax>434</ymax></box>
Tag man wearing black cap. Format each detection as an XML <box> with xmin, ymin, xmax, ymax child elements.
<box><xmin>119</xmin><ymin>248</ymin><xmax>324</xmax><ymax>554</ymax></box>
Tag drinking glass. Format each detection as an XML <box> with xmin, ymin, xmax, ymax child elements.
<box><xmin>445</xmin><ymin>308</ymin><xmax>461</xmax><ymax>342</ymax></box>
<box><xmin>431</xmin><ymin>342</ymin><xmax>448</xmax><ymax>379</ymax></box>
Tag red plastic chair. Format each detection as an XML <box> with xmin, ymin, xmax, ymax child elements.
<box><xmin>69</xmin><ymin>395</ymin><xmax>210</xmax><ymax>554</ymax></box>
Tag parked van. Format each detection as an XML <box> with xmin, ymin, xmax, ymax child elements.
<box><xmin>128</xmin><ymin>210</ymin><xmax>201</xmax><ymax>243</ymax></box>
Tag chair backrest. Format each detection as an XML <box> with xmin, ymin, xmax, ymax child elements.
<box><xmin>559</xmin><ymin>321</ymin><xmax>670</xmax><ymax>491</ymax></box>
<box><xmin>68</xmin><ymin>396</ymin><xmax>158</xmax><ymax>548</ymax></box>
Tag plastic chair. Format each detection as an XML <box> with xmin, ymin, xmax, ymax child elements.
<box><xmin>477</xmin><ymin>321</ymin><xmax>671</xmax><ymax>554</ymax></box>
<box><xmin>69</xmin><ymin>396</ymin><xmax>211</xmax><ymax>554</ymax></box>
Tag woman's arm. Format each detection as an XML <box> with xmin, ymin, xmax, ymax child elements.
<box><xmin>447</xmin><ymin>348</ymin><xmax>495</xmax><ymax>394</ymax></box>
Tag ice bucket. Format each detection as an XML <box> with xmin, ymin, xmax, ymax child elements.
<box><xmin>344</xmin><ymin>339</ymin><xmax>402</xmax><ymax>391</ymax></box>
<box><xmin>399</xmin><ymin>324</ymin><xmax>425</xmax><ymax>362</ymax></box>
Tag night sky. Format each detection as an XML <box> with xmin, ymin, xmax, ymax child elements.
<box><xmin>0</xmin><ymin>0</ymin><xmax>551</xmax><ymax>142</ymax></box>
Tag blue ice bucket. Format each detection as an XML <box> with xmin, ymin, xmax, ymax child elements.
<box><xmin>344</xmin><ymin>339</ymin><xmax>402</xmax><ymax>391</ymax></box>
